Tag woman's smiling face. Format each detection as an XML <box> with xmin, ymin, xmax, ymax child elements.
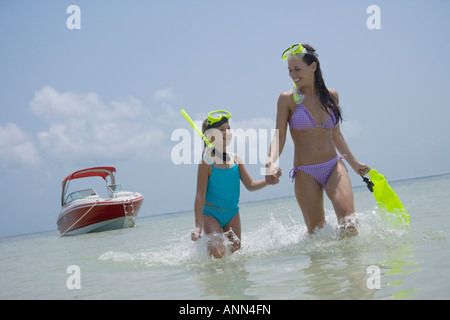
<box><xmin>288</xmin><ymin>55</ymin><xmax>316</xmax><ymax>88</ymax></box>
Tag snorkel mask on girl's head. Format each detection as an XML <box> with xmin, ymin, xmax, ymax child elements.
<box><xmin>206</xmin><ymin>110</ymin><xmax>231</xmax><ymax>129</ymax></box>
<box><xmin>204</xmin><ymin>110</ymin><xmax>232</xmax><ymax>161</ymax></box>
<box><xmin>281</xmin><ymin>43</ymin><xmax>318</xmax><ymax>61</ymax></box>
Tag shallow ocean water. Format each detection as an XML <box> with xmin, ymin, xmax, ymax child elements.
<box><xmin>1</xmin><ymin>174</ymin><xmax>449</xmax><ymax>300</ymax></box>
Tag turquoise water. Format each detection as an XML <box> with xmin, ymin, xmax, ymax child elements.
<box><xmin>1</xmin><ymin>174</ymin><xmax>449</xmax><ymax>300</ymax></box>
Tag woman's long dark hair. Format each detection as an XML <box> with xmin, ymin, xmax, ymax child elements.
<box><xmin>300</xmin><ymin>44</ymin><xmax>342</xmax><ymax>124</ymax></box>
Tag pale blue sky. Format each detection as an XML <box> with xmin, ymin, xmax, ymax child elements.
<box><xmin>1</xmin><ymin>0</ymin><xmax>449</xmax><ymax>237</ymax></box>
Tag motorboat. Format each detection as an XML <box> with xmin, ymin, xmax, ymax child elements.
<box><xmin>57</xmin><ymin>166</ymin><xmax>144</xmax><ymax>236</ymax></box>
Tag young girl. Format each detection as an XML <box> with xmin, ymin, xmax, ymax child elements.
<box><xmin>191</xmin><ymin>110</ymin><xmax>281</xmax><ymax>259</ymax></box>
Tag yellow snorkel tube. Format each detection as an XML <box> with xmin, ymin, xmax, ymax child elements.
<box><xmin>180</xmin><ymin>109</ymin><xmax>214</xmax><ymax>149</ymax></box>
<box><xmin>292</xmin><ymin>82</ymin><xmax>303</xmax><ymax>105</ymax></box>
<box><xmin>180</xmin><ymin>109</ymin><xmax>232</xmax><ymax>162</ymax></box>
<box><xmin>363</xmin><ymin>169</ymin><xmax>410</xmax><ymax>227</ymax></box>
<box><xmin>180</xmin><ymin>108</ymin><xmax>231</xmax><ymax>161</ymax></box>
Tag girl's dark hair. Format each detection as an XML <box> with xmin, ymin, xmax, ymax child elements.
<box><xmin>202</xmin><ymin>118</ymin><xmax>209</xmax><ymax>135</ymax></box>
<box><xmin>201</xmin><ymin>119</ymin><xmax>210</xmax><ymax>153</ymax></box>
<box><xmin>300</xmin><ymin>44</ymin><xmax>342</xmax><ymax>124</ymax></box>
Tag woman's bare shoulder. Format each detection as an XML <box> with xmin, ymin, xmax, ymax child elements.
<box><xmin>279</xmin><ymin>89</ymin><xmax>293</xmax><ymax>99</ymax></box>
<box><xmin>328</xmin><ymin>88</ymin><xmax>339</xmax><ymax>103</ymax></box>
<box><xmin>278</xmin><ymin>89</ymin><xmax>295</xmax><ymax>106</ymax></box>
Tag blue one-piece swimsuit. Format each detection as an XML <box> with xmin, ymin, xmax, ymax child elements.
<box><xmin>203</xmin><ymin>153</ymin><xmax>240</xmax><ymax>228</ymax></box>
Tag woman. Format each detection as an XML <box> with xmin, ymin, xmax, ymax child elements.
<box><xmin>265</xmin><ymin>44</ymin><xmax>370</xmax><ymax>235</ymax></box>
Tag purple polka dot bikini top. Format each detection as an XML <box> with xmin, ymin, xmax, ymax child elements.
<box><xmin>289</xmin><ymin>103</ymin><xmax>337</xmax><ymax>131</ymax></box>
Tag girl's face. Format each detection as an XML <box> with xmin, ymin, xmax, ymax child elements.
<box><xmin>205</xmin><ymin>122</ymin><xmax>232</xmax><ymax>148</ymax></box>
<box><xmin>287</xmin><ymin>56</ymin><xmax>316</xmax><ymax>88</ymax></box>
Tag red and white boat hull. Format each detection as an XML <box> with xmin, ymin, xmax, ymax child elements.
<box><xmin>57</xmin><ymin>196</ymin><xmax>144</xmax><ymax>236</ymax></box>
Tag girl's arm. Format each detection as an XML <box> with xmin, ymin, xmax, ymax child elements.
<box><xmin>236</xmin><ymin>154</ymin><xmax>276</xmax><ymax>191</ymax></box>
<box><xmin>192</xmin><ymin>160</ymin><xmax>210</xmax><ymax>240</ymax></box>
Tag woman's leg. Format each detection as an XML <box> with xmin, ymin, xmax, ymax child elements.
<box><xmin>294</xmin><ymin>170</ymin><xmax>326</xmax><ymax>234</ymax></box>
<box><xmin>224</xmin><ymin>213</ymin><xmax>241</xmax><ymax>253</ymax></box>
<box><xmin>325</xmin><ymin>160</ymin><xmax>358</xmax><ymax>236</ymax></box>
<box><xmin>203</xmin><ymin>215</ymin><xmax>227</xmax><ymax>258</ymax></box>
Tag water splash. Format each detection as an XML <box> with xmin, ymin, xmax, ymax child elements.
<box><xmin>99</xmin><ymin>208</ymin><xmax>410</xmax><ymax>268</ymax></box>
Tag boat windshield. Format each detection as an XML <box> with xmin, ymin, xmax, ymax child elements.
<box><xmin>64</xmin><ymin>188</ymin><xmax>98</xmax><ymax>205</ymax></box>
<box><xmin>107</xmin><ymin>184</ymin><xmax>128</xmax><ymax>192</ymax></box>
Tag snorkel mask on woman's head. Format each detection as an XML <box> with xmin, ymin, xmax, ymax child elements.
<box><xmin>281</xmin><ymin>43</ymin><xmax>318</xmax><ymax>61</ymax></box>
<box><xmin>206</xmin><ymin>110</ymin><xmax>231</xmax><ymax>129</ymax></box>
<box><xmin>282</xmin><ymin>44</ymin><xmax>314</xmax><ymax>105</ymax></box>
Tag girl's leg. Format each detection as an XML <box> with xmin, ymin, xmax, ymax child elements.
<box><xmin>325</xmin><ymin>160</ymin><xmax>358</xmax><ymax>236</ymax></box>
<box><xmin>294</xmin><ymin>170</ymin><xmax>326</xmax><ymax>234</ymax></box>
<box><xmin>203</xmin><ymin>215</ymin><xmax>226</xmax><ymax>258</ymax></box>
<box><xmin>223</xmin><ymin>213</ymin><xmax>241</xmax><ymax>253</ymax></box>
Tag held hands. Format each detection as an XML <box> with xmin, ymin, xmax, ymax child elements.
<box><xmin>265</xmin><ymin>160</ymin><xmax>282</xmax><ymax>185</ymax></box>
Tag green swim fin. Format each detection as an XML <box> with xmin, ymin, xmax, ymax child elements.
<box><xmin>365</xmin><ymin>169</ymin><xmax>410</xmax><ymax>227</ymax></box>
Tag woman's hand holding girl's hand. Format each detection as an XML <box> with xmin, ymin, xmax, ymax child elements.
<box><xmin>265</xmin><ymin>159</ymin><xmax>282</xmax><ymax>185</ymax></box>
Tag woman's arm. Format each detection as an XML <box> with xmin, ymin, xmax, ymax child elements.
<box><xmin>330</xmin><ymin>89</ymin><xmax>370</xmax><ymax>176</ymax></box>
<box><xmin>266</xmin><ymin>92</ymin><xmax>291</xmax><ymax>182</ymax></box>
<box><xmin>192</xmin><ymin>160</ymin><xmax>210</xmax><ymax>240</ymax></box>
<box><xmin>267</xmin><ymin>93</ymin><xmax>290</xmax><ymax>164</ymax></box>
<box><xmin>332</xmin><ymin>124</ymin><xmax>369</xmax><ymax>176</ymax></box>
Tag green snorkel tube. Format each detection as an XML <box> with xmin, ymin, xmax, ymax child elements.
<box><xmin>293</xmin><ymin>82</ymin><xmax>304</xmax><ymax>105</ymax></box>
<box><xmin>363</xmin><ymin>170</ymin><xmax>410</xmax><ymax>227</ymax></box>
<box><xmin>180</xmin><ymin>109</ymin><xmax>229</xmax><ymax>161</ymax></box>
<box><xmin>180</xmin><ymin>109</ymin><xmax>214</xmax><ymax>149</ymax></box>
